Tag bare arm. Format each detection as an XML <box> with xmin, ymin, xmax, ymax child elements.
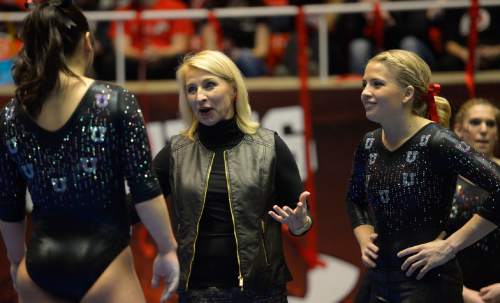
<box><xmin>479</xmin><ymin>283</ymin><xmax>500</xmax><ymax>302</ymax></box>
<box><xmin>0</xmin><ymin>219</ymin><xmax>26</xmax><ymax>264</ymax></box>
<box><xmin>463</xmin><ymin>286</ymin><xmax>484</xmax><ymax>303</ymax></box>
<box><xmin>354</xmin><ymin>224</ymin><xmax>375</xmax><ymax>246</ymax></box>
<box><xmin>399</xmin><ymin>214</ymin><xmax>497</xmax><ymax>279</ymax></box>
<box><xmin>135</xmin><ymin>195</ymin><xmax>177</xmax><ymax>254</ymax></box>
<box><xmin>446</xmin><ymin>40</ymin><xmax>468</xmax><ymax>63</ymax></box>
<box><xmin>445</xmin><ymin>214</ymin><xmax>497</xmax><ymax>256</ymax></box>
<box><xmin>135</xmin><ymin>195</ymin><xmax>179</xmax><ymax>302</ymax></box>
<box><xmin>122</xmin><ymin>36</ymin><xmax>141</xmax><ymax>59</ymax></box>
<box><xmin>200</xmin><ymin>23</ymin><xmax>218</xmax><ymax>50</ymax></box>
<box><xmin>252</xmin><ymin>23</ymin><xmax>270</xmax><ymax>58</ymax></box>
<box><xmin>477</xmin><ymin>45</ymin><xmax>500</xmax><ymax>61</ymax></box>
<box><xmin>0</xmin><ymin>219</ymin><xmax>26</xmax><ymax>290</ymax></box>
<box><xmin>354</xmin><ymin>224</ymin><xmax>379</xmax><ymax>268</ymax></box>
<box><xmin>146</xmin><ymin>34</ymin><xmax>190</xmax><ymax>59</ymax></box>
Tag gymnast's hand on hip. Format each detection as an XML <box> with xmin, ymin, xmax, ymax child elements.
<box><xmin>398</xmin><ymin>239</ymin><xmax>455</xmax><ymax>280</ymax></box>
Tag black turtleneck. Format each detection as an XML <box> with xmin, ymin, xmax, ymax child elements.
<box><xmin>197</xmin><ymin>117</ymin><xmax>244</xmax><ymax>151</ymax></box>
<box><xmin>153</xmin><ymin>118</ymin><xmax>303</xmax><ymax>288</ymax></box>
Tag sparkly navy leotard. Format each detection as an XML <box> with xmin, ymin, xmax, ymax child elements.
<box><xmin>448</xmin><ymin>176</ymin><xmax>500</xmax><ymax>290</ymax></box>
<box><xmin>347</xmin><ymin>123</ymin><xmax>500</xmax><ymax>270</ymax></box>
<box><xmin>0</xmin><ymin>81</ymin><xmax>161</xmax><ymax>302</ymax></box>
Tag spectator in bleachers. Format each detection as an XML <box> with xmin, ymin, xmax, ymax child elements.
<box><xmin>390</xmin><ymin>0</ymin><xmax>444</xmax><ymax>70</ymax></box>
<box><xmin>326</xmin><ymin>0</ymin><xmax>355</xmax><ymax>75</ymax></box>
<box><xmin>264</xmin><ymin>0</ymin><xmax>324</xmax><ymax>76</ymax></box>
<box><xmin>177</xmin><ymin>0</ymin><xmax>213</xmax><ymax>54</ymax></box>
<box><xmin>336</xmin><ymin>0</ymin><xmax>441</xmax><ymax>75</ymax></box>
<box><xmin>109</xmin><ymin>0</ymin><xmax>194</xmax><ymax>80</ymax></box>
<box><xmin>334</xmin><ymin>0</ymin><xmax>397</xmax><ymax>75</ymax></box>
<box><xmin>0</xmin><ymin>1</ymin><xmax>22</xmax><ymax>85</ymax></box>
<box><xmin>201</xmin><ymin>0</ymin><xmax>271</xmax><ymax>77</ymax></box>
<box><xmin>439</xmin><ymin>5</ymin><xmax>500</xmax><ymax>71</ymax></box>
<box><xmin>74</xmin><ymin>0</ymin><xmax>119</xmax><ymax>81</ymax></box>
<box><xmin>262</xmin><ymin>0</ymin><xmax>296</xmax><ymax>75</ymax></box>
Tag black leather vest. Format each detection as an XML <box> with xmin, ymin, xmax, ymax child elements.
<box><xmin>170</xmin><ymin>127</ymin><xmax>292</xmax><ymax>291</ymax></box>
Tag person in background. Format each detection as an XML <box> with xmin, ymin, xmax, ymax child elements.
<box><xmin>153</xmin><ymin>49</ymin><xmax>312</xmax><ymax>302</ymax></box>
<box><xmin>447</xmin><ymin>98</ymin><xmax>500</xmax><ymax>303</ymax></box>
<box><xmin>109</xmin><ymin>0</ymin><xmax>194</xmax><ymax>80</ymax></box>
<box><xmin>336</xmin><ymin>0</ymin><xmax>398</xmax><ymax>75</ymax></box>
<box><xmin>337</xmin><ymin>0</ymin><xmax>442</xmax><ymax>75</ymax></box>
<box><xmin>439</xmin><ymin>5</ymin><xmax>500</xmax><ymax>71</ymax></box>
<box><xmin>263</xmin><ymin>0</ymin><xmax>323</xmax><ymax>76</ymax></box>
<box><xmin>0</xmin><ymin>1</ymin><xmax>179</xmax><ymax>302</ymax></box>
<box><xmin>200</xmin><ymin>0</ymin><xmax>271</xmax><ymax>77</ymax></box>
<box><xmin>0</xmin><ymin>1</ymin><xmax>23</xmax><ymax>85</ymax></box>
<box><xmin>75</xmin><ymin>0</ymin><xmax>119</xmax><ymax>81</ymax></box>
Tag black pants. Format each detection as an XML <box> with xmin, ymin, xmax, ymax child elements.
<box><xmin>368</xmin><ymin>261</ymin><xmax>463</xmax><ymax>303</ymax></box>
<box><xmin>178</xmin><ymin>286</ymin><xmax>288</xmax><ymax>303</ymax></box>
<box><xmin>355</xmin><ymin>271</ymin><xmax>373</xmax><ymax>303</ymax></box>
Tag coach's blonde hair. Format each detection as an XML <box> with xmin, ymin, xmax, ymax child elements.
<box><xmin>176</xmin><ymin>50</ymin><xmax>259</xmax><ymax>139</ymax></box>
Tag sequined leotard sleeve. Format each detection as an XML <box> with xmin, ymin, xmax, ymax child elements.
<box><xmin>346</xmin><ymin>123</ymin><xmax>500</xmax><ymax>269</ymax></box>
<box><xmin>346</xmin><ymin>133</ymin><xmax>372</xmax><ymax>228</ymax></box>
<box><xmin>0</xmin><ymin>81</ymin><xmax>161</xmax><ymax>301</ymax></box>
<box><xmin>0</xmin><ymin>108</ymin><xmax>27</xmax><ymax>221</ymax></box>
<box><xmin>116</xmin><ymin>86</ymin><xmax>162</xmax><ymax>204</ymax></box>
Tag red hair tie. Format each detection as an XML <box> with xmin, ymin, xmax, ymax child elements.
<box><xmin>427</xmin><ymin>83</ymin><xmax>440</xmax><ymax>122</ymax></box>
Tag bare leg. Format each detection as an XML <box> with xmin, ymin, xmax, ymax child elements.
<box><xmin>81</xmin><ymin>246</ymin><xmax>146</xmax><ymax>303</ymax></box>
<box><xmin>16</xmin><ymin>259</ymin><xmax>69</xmax><ymax>303</ymax></box>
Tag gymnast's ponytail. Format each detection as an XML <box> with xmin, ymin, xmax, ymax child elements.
<box><xmin>12</xmin><ymin>0</ymin><xmax>89</xmax><ymax>117</ymax></box>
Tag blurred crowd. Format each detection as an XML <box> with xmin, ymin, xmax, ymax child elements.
<box><xmin>0</xmin><ymin>0</ymin><xmax>499</xmax><ymax>83</ymax></box>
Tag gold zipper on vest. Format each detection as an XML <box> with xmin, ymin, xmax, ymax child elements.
<box><xmin>261</xmin><ymin>220</ymin><xmax>270</xmax><ymax>265</ymax></box>
<box><xmin>185</xmin><ymin>153</ymin><xmax>216</xmax><ymax>290</ymax></box>
<box><xmin>223</xmin><ymin>151</ymin><xmax>244</xmax><ymax>290</ymax></box>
